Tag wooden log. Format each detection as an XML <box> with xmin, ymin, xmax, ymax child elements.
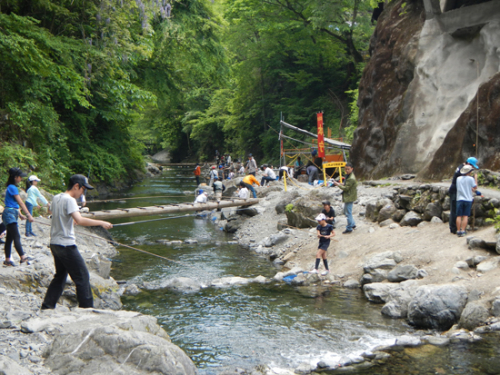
<box><xmin>81</xmin><ymin>198</ymin><xmax>259</xmax><ymax>220</ymax></box>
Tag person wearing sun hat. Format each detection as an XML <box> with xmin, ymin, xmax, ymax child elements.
<box><xmin>2</xmin><ymin>168</ymin><xmax>34</xmax><ymax>266</ymax></box>
<box><xmin>24</xmin><ymin>175</ymin><xmax>51</xmax><ymax>237</ymax></box>
<box><xmin>448</xmin><ymin>157</ymin><xmax>479</xmax><ymax>234</ymax></box>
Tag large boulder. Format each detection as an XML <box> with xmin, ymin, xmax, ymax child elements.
<box><xmin>363</xmin><ymin>251</ymin><xmax>402</xmax><ymax>273</ymax></box>
<box><xmin>365</xmin><ymin>199</ymin><xmax>379</xmax><ymax>222</ymax></box>
<box><xmin>381</xmin><ymin>280</ymin><xmax>419</xmax><ymax>318</ymax></box>
<box><xmin>459</xmin><ymin>301</ymin><xmax>489</xmax><ymax>331</ymax></box>
<box><xmin>275</xmin><ymin>191</ymin><xmax>300</xmax><ymax>214</ymax></box>
<box><xmin>23</xmin><ymin>309</ymin><xmax>196</xmax><ymax>375</ymax></box>
<box><xmin>407</xmin><ymin>284</ymin><xmax>468</xmax><ymax>330</ymax></box>
<box><xmin>224</xmin><ymin>216</ymin><xmax>246</xmax><ymax>233</ymax></box>
<box><xmin>285</xmin><ymin>196</ymin><xmax>323</xmax><ymax>228</ymax></box>
<box><xmin>387</xmin><ymin>265</ymin><xmax>418</xmax><ymax>282</ymax></box>
<box><xmin>0</xmin><ymin>355</ymin><xmax>32</xmax><ymax>375</ymax></box>
<box><xmin>400</xmin><ymin>211</ymin><xmax>423</xmax><ymax>227</ymax></box>
<box><xmin>363</xmin><ymin>283</ymin><xmax>399</xmax><ymax>304</ymax></box>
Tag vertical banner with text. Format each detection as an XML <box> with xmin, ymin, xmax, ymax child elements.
<box><xmin>317</xmin><ymin>112</ymin><xmax>325</xmax><ymax>158</ymax></box>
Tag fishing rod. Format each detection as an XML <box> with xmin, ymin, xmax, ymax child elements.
<box><xmin>33</xmin><ymin>219</ymin><xmax>189</xmax><ymax>266</ymax></box>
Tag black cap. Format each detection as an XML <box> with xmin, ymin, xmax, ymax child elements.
<box><xmin>9</xmin><ymin>168</ymin><xmax>27</xmax><ymax>178</ymax></box>
<box><xmin>248</xmin><ymin>153</ymin><xmax>253</xmax><ymax>157</ymax></box>
<box><xmin>322</xmin><ymin>200</ymin><xmax>331</xmax><ymax>206</ymax></box>
<box><xmin>69</xmin><ymin>174</ymin><xmax>94</xmax><ymax>189</ymax></box>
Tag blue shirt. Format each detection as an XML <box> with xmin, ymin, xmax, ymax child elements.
<box><xmin>5</xmin><ymin>185</ymin><xmax>20</xmax><ymax>209</ymax></box>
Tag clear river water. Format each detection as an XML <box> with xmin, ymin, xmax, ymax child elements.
<box><xmin>88</xmin><ymin>167</ymin><xmax>500</xmax><ymax>375</ymax></box>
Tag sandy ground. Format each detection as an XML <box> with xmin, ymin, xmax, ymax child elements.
<box><xmin>235</xmin><ymin>177</ymin><xmax>500</xmax><ymax>305</ymax></box>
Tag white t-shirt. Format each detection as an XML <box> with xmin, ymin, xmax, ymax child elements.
<box><xmin>264</xmin><ymin>167</ymin><xmax>276</xmax><ymax>180</ymax></box>
<box><xmin>50</xmin><ymin>193</ymin><xmax>80</xmax><ymax>246</ymax></box>
<box><xmin>194</xmin><ymin>193</ymin><xmax>208</xmax><ymax>203</ymax></box>
<box><xmin>238</xmin><ymin>187</ymin><xmax>249</xmax><ymax>199</ymax></box>
<box><xmin>457</xmin><ymin>175</ymin><xmax>476</xmax><ymax>202</ymax></box>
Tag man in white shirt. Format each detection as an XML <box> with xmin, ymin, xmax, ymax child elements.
<box><xmin>260</xmin><ymin>165</ymin><xmax>276</xmax><ymax>186</ymax></box>
<box><xmin>41</xmin><ymin>175</ymin><xmax>112</xmax><ymax>310</ymax></box>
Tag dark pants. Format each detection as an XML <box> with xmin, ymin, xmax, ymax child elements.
<box><xmin>249</xmin><ymin>172</ymin><xmax>256</xmax><ymax>177</ymax></box>
<box><xmin>261</xmin><ymin>176</ymin><xmax>275</xmax><ymax>186</ymax></box>
<box><xmin>243</xmin><ymin>182</ymin><xmax>257</xmax><ymax>198</ymax></box>
<box><xmin>449</xmin><ymin>191</ymin><xmax>457</xmax><ymax>234</ymax></box>
<box><xmin>308</xmin><ymin>169</ymin><xmax>319</xmax><ymax>184</ymax></box>
<box><xmin>5</xmin><ymin>223</ymin><xmax>24</xmax><ymax>259</ymax></box>
<box><xmin>195</xmin><ymin>176</ymin><xmax>200</xmax><ymax>185</ymax></box>
<box><xmin>42</xmin><ymin>244</ymin><xmax>93</xmax><ymax>309</ymax></box>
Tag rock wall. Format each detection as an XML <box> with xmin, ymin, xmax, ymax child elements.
<box><xmin>352</xmin><ymin>0</ymin><xmax>500</xmax><ymax>180</ymax></box>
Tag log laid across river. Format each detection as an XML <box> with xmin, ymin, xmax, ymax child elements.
<box><xmin>80</xmin><ymin>198</ymin><xmax>259</xmax><ymax>220</ymax></box>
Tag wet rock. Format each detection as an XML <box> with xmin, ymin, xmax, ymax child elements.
<box><xmin>184</xmin><ymin>239</ymin><xmax>198</xmax><ymax>244</ymax></box>
<box><xmin>252</xmin><ymin>276</ymin><xmax>268</xmax><ymax>284</ymax></box>
<box><xmin>123</xmin><ymin>284</ymin><xmax>141</xmax><ymax>296</ymax></box>
<box><xmin>211</xmin><ymin>277</ymin><xmax>251</xmax><ymax>287</ymax></box>
<box><xmin>400</xmin><ymin>211</ymin><xmax>422</xmax><ymax>227</ymax></box>
<box><xmin>363</xmin><ymin>283</ymin><xmax>399</xmax><ymax>304</ymax></box>
<box><xmin>164</xmin><ymin>277</ymin><xmax>203</xmax><ymax>292</ymax></box>
<box><xmin>407</xmin><ymin>284</ymin><xmax>468</xmax><ymax>330</ymax></box>
<box><xmin>387</xmin><ymin>265</ymin><xmax>418</xmax><ymax>282</ymax></box>
<box><xmin>422</xmin><ymin>336</ymin><xmax>450</xmax><ymax>346</ymax></box>
<box><xmin>395</xmin><ymin>335</ymin><xmax>421</xmax><ymax>347</ymax></box>
<box><xmin>295</xmin><ymin>362</ymin><xmax>314</xmax><ymax>374</ymax></box>
<box><xmin>224</xmin><ymin>218</ymin><xmax>245</xmax><ymax>233</ymax></box>
<box><xmin>343</xmin><ymin>279</ymin><xmax>360</xmax><ymax>289</ymax></box>
<box><xmin>477</xmin><ymin>257</ymin><xmax>500</xmax><ymax>273</ymax></box>
<box><xmin>459</xmin><ymin>301</ymin><xmax>489</xmax><ymax>331</ymax></box>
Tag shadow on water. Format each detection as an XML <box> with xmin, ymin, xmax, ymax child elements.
<box><xmin>91</xmin><ymin>168</ymin><xmax>500</xmax><ymax>374</ymax></box>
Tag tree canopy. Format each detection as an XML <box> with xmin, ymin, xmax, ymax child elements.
<box><xmin>0</xmin><ymin>0</ymin><xmax>375</xmax><ymax>187</ymax></box>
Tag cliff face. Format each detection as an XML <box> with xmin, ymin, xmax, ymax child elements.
<box><xmin>352</xmin><ymin>0</ymin><xmax>500</xmax><ymax>180</ymax></box>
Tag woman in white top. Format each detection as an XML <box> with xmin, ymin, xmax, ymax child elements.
<box><xmin>25</xmin><ymin>175</ymin><xmax>50</xmax><ymax>237</ymax></box>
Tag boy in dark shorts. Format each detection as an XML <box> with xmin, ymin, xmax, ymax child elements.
<box><xmin>311</xmin><ymin>213</ymin><xmax>335</xmax><ymax>275</ymax></box>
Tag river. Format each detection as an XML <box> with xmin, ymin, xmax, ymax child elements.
<box><xmin>88</xmin><ymin>167</ymin><xmax>500</xmax><ymax>374</ymax></box>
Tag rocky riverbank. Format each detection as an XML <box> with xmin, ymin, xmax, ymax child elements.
<box><xmin>0</xmin><ymin>218</ymin><xmax>196</xmax><ymax>375</ymax></box>
<box><xmin>207</xmin><ymin>174</ymin><xmax>500</xmax><ymax>373</ymax></box>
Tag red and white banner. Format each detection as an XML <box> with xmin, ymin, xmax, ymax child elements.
<box><xmin>317</xmin><ymin>112</ymin><xmax>325</xmax><ymax>158</ymax></box>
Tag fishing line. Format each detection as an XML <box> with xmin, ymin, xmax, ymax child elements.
<box><xmin>87</xmin><ymin>194</ymin><xmax>242</xmax><ymax>204</ymax></box>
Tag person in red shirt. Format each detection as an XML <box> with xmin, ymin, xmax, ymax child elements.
<box><xmin>194</xmin><ymin>163</ymin><xmax>201</xmax><ymax>186</ymax></box>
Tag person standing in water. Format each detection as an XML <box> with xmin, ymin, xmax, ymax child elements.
<box><xmin>194</xmin><ymin>163</ymin><xmax>201</xmax><ymax>186</ymax></box>
<box><xmin>2</xmin><ymin>168</ymin><xmax>34</xmax><ymax>266</ymax></box>
<box><xmin>25</xmin><ymin>175</ymin><xmax>51</xmax><ymax>237</ymax></box>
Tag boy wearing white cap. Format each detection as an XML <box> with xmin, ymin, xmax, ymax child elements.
<box><xmin>25</xmin><ymin>175</ymin><xmax>50</xmax><ymax>237</ymax></box>
<box><xmin>311</xmin><ymin>213</ymin><xmax>335</xmax><ymax>275</ymax></box>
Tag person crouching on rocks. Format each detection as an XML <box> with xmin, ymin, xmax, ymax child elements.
<box><xmin>41</xmin><ymin>175</ymin><xmax>113</xmax><ymax>310</ymax></box>
<box><xmin>194</xmin><ymin>189</ymin><xmax>208</xmax><ymax>204</ymax></box>
<box><xmin>456</xmin><ymin>165</ymin><xmax>477</xmax><ymax>237</ymax></box>
<box><xmin>2</xmin><ymin>168</ymin><xmax>34</xmax><ymax>266</ymax></box>
<box><xmin>310</xmin><ymin>213</ymin><xmax>334</xmax><ymax>275</ymax></box>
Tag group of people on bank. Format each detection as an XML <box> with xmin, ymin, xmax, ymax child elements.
<box><xmin>2</xmin><ymin>167</ymin><xmax>112</xmax><ymax>312</ymax></box>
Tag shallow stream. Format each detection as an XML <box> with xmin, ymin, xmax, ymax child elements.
<box><xmin>89</xmin><ymin>168</ymin><xmax>500</xmax><ymax>374</ymax></box>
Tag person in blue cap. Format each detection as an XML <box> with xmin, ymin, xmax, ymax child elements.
<box><xmin>448</xmin><ymin>157</ymin><xmax>479</xmax><ymax>234</ymax></box>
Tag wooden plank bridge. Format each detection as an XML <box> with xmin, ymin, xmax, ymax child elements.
<box><xmin>81</xmin><ymin>198</ymin><xmax>259</xmax><ymax>220</ymax></box>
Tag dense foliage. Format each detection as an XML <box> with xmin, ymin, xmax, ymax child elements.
<box><xmin>0</xmin><ymin>0</ymin><xmax>375</xmax><ymax>187</ymax></box>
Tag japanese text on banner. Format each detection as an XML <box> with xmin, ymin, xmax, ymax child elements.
<box><xmin>317</xmin><ymin>112</ymin><xmax>325</xmax><ymax>157</ymax></box>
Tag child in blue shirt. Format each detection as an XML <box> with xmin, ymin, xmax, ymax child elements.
<box><xmin>311</xmin><ymin>213</ymin><xmax>335</xmax><ymax>275</ymax></box>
